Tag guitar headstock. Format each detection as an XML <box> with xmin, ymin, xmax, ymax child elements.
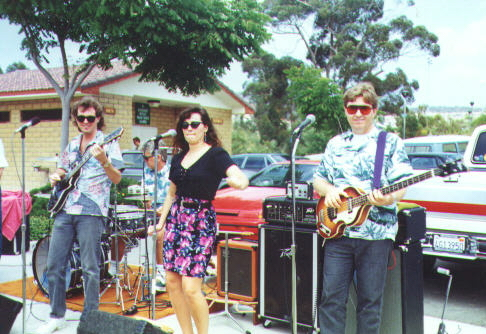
<box><xmin>435</xmin><ymin>160</ymin><xmax>468</xmax><ymax>177</ymax></box>
<box><xmin>104</xmin><ymin>127</ymin><xmax>124</xmax><ymax>144</ymax></box>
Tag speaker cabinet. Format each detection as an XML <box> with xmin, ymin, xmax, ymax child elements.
<box><xmin>259</xmin><ymin>225</ymin><xmax>322</xmax><ymax>329</ymax></box>
<box><xmin>77</xmin><ymin>310</ymin><xmax>166</xmax><ymax>334</ymax></box>
<box><xmin>344</xmin><ymin>243</ymin><xmax>424</xmax><ymax>334</ymax></box>
<box><xmin>0</xmin><ymin>294</ymin><xmax>23</xmax><ymax>334</ymax></box>
<box><xmin>216</xmin><ymin>239</ymin><xmax>258</xmax><ymax>302</ymax></box>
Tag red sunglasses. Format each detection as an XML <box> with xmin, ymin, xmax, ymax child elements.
<box><xmin>345</xmin><ymin>105</ymin><xmax>373</xmax><ymax>115</ymax></box>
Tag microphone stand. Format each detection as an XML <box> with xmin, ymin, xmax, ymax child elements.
<box><xmin>19</xmin><ymin>129</ymin><xmax>28</xmax><ymax>334</ymax></box>
<box><xmin>289</xmin><ymin>131</ymin><xmax>302</xmax><ymax>334</ymax></box>
<box><xmin>150</xmin><ymin>138</ymin><xmax>162</xmax><ymax>320</ymax></box>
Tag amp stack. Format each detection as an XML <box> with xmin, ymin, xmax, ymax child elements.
<box><xmin>259</xmin><ymin>182</ymin><xmax>321</xmax><ymax>330</ymax></box>
<box><xmin>258</xmin><ymin>187</ymin><xmax>426</xmax><ymax>334</ymax></box>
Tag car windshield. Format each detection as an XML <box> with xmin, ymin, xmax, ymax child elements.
<box><xmin>249</xmin><ymin>163</ymin><xmax>317</xmax><ymax>187</ymax></box>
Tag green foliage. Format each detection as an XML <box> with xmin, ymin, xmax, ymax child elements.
<box><xmin>231</xmin><ymin>116</ymin><xmax>282</xmax><ymax>153</ymax></box>
<box><xmin>29</xmin><ymin>183</ymin><xmax>52</xmax><ymax>218</ymax></box>
<box><xmin>30</xmin><ymin>216</ymin><xmax>53</xmax><ymax>241</ymax></box>
<box><xmin>5</xmin><ymin>61</ymin><xmax>28</xmax><ymax>72</ymax></box>
<box><xmin>286</xmin><ymin>65</ymin><xmax>345</xmax><ymax>136</ymax></box>
<box><xmin>471</xmin><ymin>113</ymin><xmax>486</xmax><ymax>128</ymax></box>
<box><xmin>263</xmin><ymin>0</ymin><xmax>440</xmax><ymax>113</ymax></box>
<box><xmin>393</xmin><ymin>111</ymin><xmax>483</xmax><ymax>138</ymax></box>
<box><xmin>242</xmin><ymin>52</ymin><xmax>303</xmax><ymax>151</ymax></box>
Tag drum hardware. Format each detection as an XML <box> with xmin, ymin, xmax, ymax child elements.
<box><xmin>32</xmin><ymin>236</ymin><xmax>110</xmax><ymax>297</ymax></box>
<box><xmin>100</xmin><ymin>186</ymin><xmax>131</xmax><ymax>311</ymax></box>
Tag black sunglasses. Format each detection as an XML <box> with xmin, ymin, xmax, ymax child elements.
<box><xmin>181</xmin><ymin>121</ymin><xmax>202</xmax><ymax>130</ymax></box>
<box><xmin>143</xmin><ymin>155</ymin><xmax>153</xmax><ymax>160</ymax></box>
<box><xmin>76</xmin><ymin>115</ymin><xmax>97</xmax><ymax>123</ymax></box>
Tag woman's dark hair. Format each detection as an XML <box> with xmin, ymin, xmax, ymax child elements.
<box><xmin>71</xmin><ymin>96</ymin><xmax>105</xmax><ymax>131</ymax></box>
<box><xmin>173</xmin><ymin>107</ymin><xmax>221</xmax><ymax>152</ymax></box>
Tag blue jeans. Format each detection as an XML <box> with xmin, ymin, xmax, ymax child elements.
<box><xmin>318</xmin><ymin>237</ymin><xmax>392</xmax><ymax>334</ymax></box>
<box><xmin>46</xmin><ymin>212</ymin><xmax>104</xmax><ymax>320</ymax></box>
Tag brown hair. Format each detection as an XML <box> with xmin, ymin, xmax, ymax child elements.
<box><xmin>173</xmin><ymin>107</ymin><xmax>221</xmax><ymax>152</ymax></box>
<box><xmin>71</xmin><ymin>96</ymin><xmax>105</xmax><ymax>131</ymax></box>
<box><xmin>343</xmin><ymin>82</ymin><xmax>379</xmax><ymax>108</ymax></box>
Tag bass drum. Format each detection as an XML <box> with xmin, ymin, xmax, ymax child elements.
<box><xmin>32</xmin><ymin>235</ymin><xmax>110</xmax><ymax>297</ymax></box>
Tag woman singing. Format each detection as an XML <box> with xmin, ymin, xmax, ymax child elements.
<box><xmin>149</xmin><ymin>107</ymin><xmax>248</xmax><ymax>334</ymax></box>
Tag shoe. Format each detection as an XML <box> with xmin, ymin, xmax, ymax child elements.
<box><xmin>155</xmin><ymin>274</ymin><xmax>166</xmax><ymax>292</ymax></box>
<box><xmin>38</xmin><ymin>317</ymin><xmax>66</xmax><ymax>334</ymax></box>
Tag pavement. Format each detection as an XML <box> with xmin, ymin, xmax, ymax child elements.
<box><xmin>1</xmin><ymin>239</ymin><xmax>486</xmax><ymax>334</ymax></box>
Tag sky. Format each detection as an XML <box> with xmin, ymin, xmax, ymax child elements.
<box><xmin>2</xmin><ymin>0</ymin><xmax>486</xmax><ymax>108</ymax></box>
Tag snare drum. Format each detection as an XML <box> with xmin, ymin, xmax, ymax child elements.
<box><xmin>32</xmin><ymin>236</ymin><xmax>109</xmax><ymax>296</ymax></box>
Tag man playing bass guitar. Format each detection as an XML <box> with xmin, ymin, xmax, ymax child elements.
<box><xmin>313</xmin><ymin>82</ymin><xmax>413</xmax><ymax>334</ymax></box>
<box><xmin>39</xmin><ymin>96</ymin><xmax>123</xmax><ymax>334</ymax></box>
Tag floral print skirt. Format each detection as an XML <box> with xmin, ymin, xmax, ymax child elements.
<box><xmin>163</xmin><ymin>197</ymin><xmax>216</xmax><ymax>278</ymax></box>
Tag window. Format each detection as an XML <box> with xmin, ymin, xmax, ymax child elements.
<box><xmin>442</xmin><ymin>143</ymin><xmax>457</xmax><ymax>153</ymax></box>
<box><xmin>245</xmin><ymin>156</ymin><xmax>266</xmax><ymax>170</ymax></box>
<box><xmin>21</xmin><ymin>109</ymin><xmax>62</xmax><ymax>122</ymax></box>
<box><xmin>0</xmin><ymin>111</ymin><xmax>10</xmax><ymax>123</ymax></box>
<box><xmin>472</xmin><ymin>133</ymin><xmax>486</xmax><ymax>163</ymax></box>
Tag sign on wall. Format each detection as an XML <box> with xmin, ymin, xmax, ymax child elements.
<box><xmin>135</xmin><ymin>103</ymin><xmax>150</xmax><ymax>125</ymax></box>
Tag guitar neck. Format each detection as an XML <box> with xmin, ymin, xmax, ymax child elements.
<box><xmin>349</xmin><ymin>168</ymin><xmax>439</xmax><ymax>209</ymax></box>
<box><xmin>64</xmin><ymin>151</ymin><xmax>93</xmax><ymax>181</ymax></box>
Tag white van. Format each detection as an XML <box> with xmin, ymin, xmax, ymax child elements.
<box><xmin>404</xmin><ymin>135</ymin><xmax>470</xmax><ymax>158</ymax></box>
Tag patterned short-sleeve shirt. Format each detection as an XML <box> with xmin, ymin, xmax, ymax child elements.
<box><xmin>142</xmin><ymin>163</ymin><xmax>170</xmax><ymax>209</ymax></box>
<box><xmin>313</xmin><ymin>127</ymin><xmax>413</xmax><ymax>240</ymax></box>
<box><xmin>57</xmin><ymin>130</ymin><xmax>123</xmax><ymax>217</ymax></box>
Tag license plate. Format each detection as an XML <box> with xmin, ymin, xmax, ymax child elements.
<box><xmin>433</xmin><ymin>235</ymin><xmax>466</xmax><ymax>253</ymax></box>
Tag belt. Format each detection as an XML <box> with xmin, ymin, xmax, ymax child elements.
<box><xmin>180</xmin><ymin>200</ymin><xmax>212</xmax><ymax>209</ymax></box>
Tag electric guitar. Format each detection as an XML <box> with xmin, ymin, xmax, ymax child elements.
<box><xmin>47</xmin><ymin>127</ymin><xmax>124</xmax><ymax>215</ymax></box>
<box><xmin>315</xmin><ymin>161</ymin><xmax>465</xmax><ymax>239</ymax></box>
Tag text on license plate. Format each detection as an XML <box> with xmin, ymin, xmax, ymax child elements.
<box><xmin>433</xmin><ymin>235</ymin><xmax>466</xmax><ymax>253</ymax></box>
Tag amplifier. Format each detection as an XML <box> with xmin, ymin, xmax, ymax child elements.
<box><xmin>263</xmin><ymin>196</ymin><xmax>317</xmax><ymax>229</ymax></box>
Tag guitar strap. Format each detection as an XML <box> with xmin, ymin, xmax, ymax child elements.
<box><xmin>373</xmin><ymin>131</ymin><xmax>387</xmax><ymax>189</ymax></box>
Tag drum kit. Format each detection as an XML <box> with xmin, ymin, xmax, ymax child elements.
<box><xmin>31</xmin><ymin>200</ymin><xmax>161</xmax><ymax>310</ymax></box>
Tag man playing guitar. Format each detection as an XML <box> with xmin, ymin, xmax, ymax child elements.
<box><xmin>313</xmin><ymin>82</ymin><xmax>413</xmax><ymax>334</ymax></box>
<box><xmin>40</xmin><ymin>96</ymin><xmax>123</xmax><ymax>334</ymax></box>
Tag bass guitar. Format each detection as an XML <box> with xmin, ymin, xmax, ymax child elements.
<box><xmin>47</xmin><ymin>127</ymin><xmax>124</xmax><ymax>215</ymax></box>
<box><xmin>315</xmin><ymin>161</ymin><xmax>465</xmax><ymax>239</ymax></box>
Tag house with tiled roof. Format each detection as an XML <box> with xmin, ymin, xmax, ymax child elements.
<box><xmin>0</xmin><ymin>62</ymin><xmax>253</xmax><ymax>190</ymax></box>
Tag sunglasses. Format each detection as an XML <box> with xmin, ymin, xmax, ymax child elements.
<box><xmin>143</xmin><ymin>155</ymin><xmax>153</xmax><ymax>160</ymax></box>
<box><xmin>181</xmin><ymin>121</ymin><xmax>202</xmax><ymax>130</ymax></box>
<box><xmin>76</xmin><ymin>115</ymin><xmax>97</xmax><ymax>123</ymax></box>
<box><xmin>345</xmin><ymin>105</ymin><xmax>373</xmax><ymax>115</ymax></box>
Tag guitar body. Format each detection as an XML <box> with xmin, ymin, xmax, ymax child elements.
<box><xmin>316</xmin><ymin>186</ymin><xmax>372</xmax><ymax>239</ymax></box>
<box><xmin>47</xmin><ymin>171</ymin><xmax>80</xmax><ymax>215</ymax></box>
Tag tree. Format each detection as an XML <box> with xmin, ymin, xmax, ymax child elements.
<box><xmin>0</xmin><ymin>0</ymin><xmax>269</xmax><ymax>151</ymax></box>
<box><xmin>263</xmin><ymin>0</ymin><xmax>440</xmax><ymax>113</ymax></box>
<box><xmin>5</xmin><ymin>61</ymin><xmax>27</xmax><ymax>72</ymax></box>
<box><xmin>242</xmin><ymin>51</ymin><xmax>303</xmax><ymax>151</ymax></box>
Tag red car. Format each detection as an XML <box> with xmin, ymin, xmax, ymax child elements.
<box><xmin>213</xmin><ymin>160</ymin><xmax>320</xmax><ymax>240</ymax></box>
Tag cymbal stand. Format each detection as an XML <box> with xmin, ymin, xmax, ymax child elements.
<box><xmin>100</xmin><ymin>184</ymin><xmax>126</xmax><ymax>311</ymax></box>
<box><xmin>210</xmin><ymin>230</ymin><xmax>251</xmax><ymax>334</ymax></box>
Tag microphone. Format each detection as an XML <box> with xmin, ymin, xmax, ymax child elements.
<box><xmin>15</xmin><ymin>117</ymin><xmax>41</xmax><ymax>133</ymax></box>
<box><xmin>150</xmin><ymin>129</ymin><xmax>177</xmax><ymax>141</ymax></box>
<box><xmin>292</xmin><ymin>114</ymin><xmax>316</xmax><ymax>135</ymax></box>
<box><xmin>437</xmin><ymin>267</ymin><xmax>451</xmax><ymax>276</ymax></box>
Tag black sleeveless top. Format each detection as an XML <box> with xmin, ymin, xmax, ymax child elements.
<box><xmin>169</xmin><ymin>147</ymin><xmax>234</xmax><ymax>200</ymax></box>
